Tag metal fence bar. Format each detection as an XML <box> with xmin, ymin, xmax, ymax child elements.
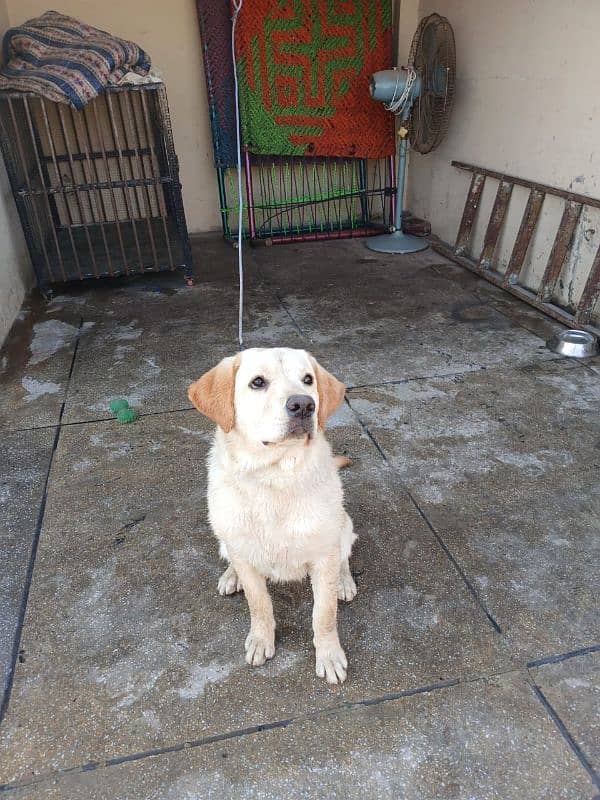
<box><xmin>0</xmin><ymin>101</ymin><xmax>50</xmax><ymax>282</ymax></box>
<box><xmin>23</xmin><ymin>98</ymin><xmax>72</xmax><ymax>277</ymax></box>
<box><xmin>34</xmin><ymin>98</ymin><xmax>82</xmax><ymax>279</ymax></box>
<box><xmin>537</xmin><ymin>200</ymin><xmax>582</xmax><ymax>302</ymax></box>
<box><xmin>68</xmin><ymin>102</ymin><xmax>115</xmax><ymax>276</ymax></box>
<box><xmin>105</xmin><ymin>92</ymin><xmax>144</xmax><ymax>271</ymax></box>
<box><xmin>503</xmin><ymin>188</ymin><xmax>545</xmax><ymax>285</ymax></box>
<box><xmin>89</xmin><ymin>99</ymin><xmax>130</xmax><ymax>275</ymax></box>
<box><xmin>40</xmin><ymin>147</ymin><xmax>153</xmax><ymax>164</ymax></box>
<box><xmin>117</xmin><ymin>90</ymin><xmax>158</xmax><ymax>268</ymax></box>
<box><xmin>154</xmin><ymin>83</ymin><xmax>192</xmax><ymax>277</ymax></box>
<box><xmin>138</xmin><ymin>89</ymin><xmax>165</xmax><ymax>209</ymax></box>
<box><xmin>115</xmin><ymin>92</ymin><xmax>143</xmax><ymax>221</ymax></box>
<box><xmin>479</xmin><ymin>180</ymin><xmax>513</xmax><ymax>268</ymax></box>
<box><xmin>388</xmin><ymin>155</ymin><xmax>396</xmax><ymax>228</ymax></box>
<box><xmin>16</xmin><ymin>176</ymin><xmax>173</xmax><ymax>196</ymax></box>
<box><xmin>10</xmin><ymin>97</ymin><xmax>63</xmax><ymax>281</ymax></box>
<box><xmin>243</xmin><ymin>147</ymin><xmax>256</xmax><ymax>240</ymax></box>
<box><xmin>455</xmin><ymin>171</ymin><xmax>485</xmax><ymax>255</ymax></box>
<box><xmin>359</xmin><ymin>159</ymin><xmax>370</xmax><ymax>226</ymax></box>
<box><xmin>130</xmin><ymin>90</ymin><xmax>174</xmax><ymax>270</ymax></box>
<box><xmin>55</xmin><ymin>102</ymin><xmax>99</xmax><ymax>277</ymax></box>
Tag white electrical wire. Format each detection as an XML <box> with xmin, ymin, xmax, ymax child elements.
<box><xmin>231</xmin><ymin>0</ymin><xmax>244</xmax><ymax>347</ymax></box>
<box><xmin>385</xmin><ymin>67</ymin><xmax>417</xmax><ymax>115</ymax></box>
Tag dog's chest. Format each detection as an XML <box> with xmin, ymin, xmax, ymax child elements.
<box><xmin>209</xmin><ymin>468</ymin><xmax>343</xmax><ymax>579</ymax></box>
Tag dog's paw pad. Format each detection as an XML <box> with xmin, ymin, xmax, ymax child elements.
<box><xmin>316</xmin><ymin>645</ymin><xmax>348</xmax><ymax>684</ymax></box>
<box><xmin>338</xmin><ymin>573</ymin><xmax>357</xmax><ymax>602</ymax></box>
<box><xmin>217</xmin><ymin>565</ymin><xmax>242</xmax><ymax>596</ymax></box>
<box><xmin>244</xmin><ymin>631</ymin><xmax>275</xmax><ymax>667</ymax></box>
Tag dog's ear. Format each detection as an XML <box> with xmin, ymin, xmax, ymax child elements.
<box><xmin>309</xmin><ymin>355</ymin><xmax>346</xmax><ymax>430</ymax></box>
<box><xmin>187</xmin><ymin>355</ymin><xmax>240</xmax><ymax>432</ymax></box>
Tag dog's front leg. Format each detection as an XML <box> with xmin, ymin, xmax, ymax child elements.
<box><xmin>310</xmin><ymin>553</ymin><xmax>347</xmax><ymax>684</ymax></box>
<box><xmin>230</xmin><ymin>557</ymin><xmax>275</xmax><ymax>667</ymax></box>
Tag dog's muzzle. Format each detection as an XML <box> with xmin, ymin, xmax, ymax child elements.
<box><xmin>285</xmin><ymin>394</ymin><xmax>315</xmax><ymax>437</ymax></box>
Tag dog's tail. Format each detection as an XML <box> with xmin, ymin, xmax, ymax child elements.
<box><xmin>334</xmin><ymin>455</ymin><xmax>352</xmax><ymax>470</ymax></box>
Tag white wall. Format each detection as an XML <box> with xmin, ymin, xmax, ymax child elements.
<box><xmin>0</xmin><ymin>0</ymin><xmax>34</xmax><ymax>346</ymax></box>
<box><xmin>405</xmin><ymin>0</ymin><xmax>600</xmax><ymax>319</ymax></box>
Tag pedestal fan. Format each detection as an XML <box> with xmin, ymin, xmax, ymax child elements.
<box><xmin>367</xmin><ymin>13</ymin><xmax>456</xmax><ymax>254</ymax></box>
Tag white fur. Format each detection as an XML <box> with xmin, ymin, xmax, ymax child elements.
<box><xmin>202</xmin><ymin>348</ymin><xmax>357</xmax><ymax>683</ymax></box>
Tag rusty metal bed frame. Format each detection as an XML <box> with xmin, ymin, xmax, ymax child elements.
<box><xmin>431</xmin><ymin>161</ymin><xmax>600</xmax><ymax>333</ymax></box>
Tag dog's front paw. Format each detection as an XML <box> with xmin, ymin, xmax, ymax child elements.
<box><xmin>315</xmin><ymin>641</ymin><xmax>347</xmax><ymax>684</ymax></box>
<box><xmin>244</xmin><ymin>630</ymin><xmax>275</xmax><ymax>667</ymax></box>
<box><xmin>217</xmin><ymin>564</ymin><xmax>243</xmax><ymax>596</ymax></box>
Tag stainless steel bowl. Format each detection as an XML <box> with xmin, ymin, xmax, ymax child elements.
<box><xmin>546</xmin><ymin>329</ymin><xmax>599</xmax><ymax>358</ymax></box>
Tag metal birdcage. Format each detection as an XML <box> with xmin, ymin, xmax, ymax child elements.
<box><xmin>0</xmin><ymin>83</ymin><xmax>192</xmax><ymax>287</ymax></box>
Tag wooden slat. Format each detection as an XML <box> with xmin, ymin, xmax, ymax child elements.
<box><xmin>503</xmin><ymin>189</ymin><xmax>545</xmax><ymax>285</ymax></box>
<box><xmin>453</xmin><ymin>161</ymin><xmax>600</xmax><ymax>211</ymax></box>
<box><xmin>454</xmin><ymin>172</ymin><xmax>485</xmax><ymax>255</ymax></box>
<box><xmin>575</xmin><ymin>242</ymin><xmax>600</xmax><ymax>323</ymax></box>
<box><xmin>538</xmin><ymin>200</ymin><xmax>582</xmax><ymax>301</ymax></box>
<box><xmin>478</xmin><ymin>180</ymin><xmax>513</xmax><ymax>269</ymax></box>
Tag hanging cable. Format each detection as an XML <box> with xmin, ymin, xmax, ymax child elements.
<box><xmin>231</xmin><ymin>0</ymin><xmax>244</xmax><ymax>347</ymax></box>
<box><xmin>385</xmin><ymin>67</ymin><xmax>417</xmax><ymax>115</ymax></box>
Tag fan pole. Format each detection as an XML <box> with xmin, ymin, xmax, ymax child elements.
<box><xmin>366</xmin><ymin>128</ymin><xmax>429</xmax><ymax>255</ymax></box>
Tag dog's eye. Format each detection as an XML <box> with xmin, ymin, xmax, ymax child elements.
<box><xmin>250</xmin><ymin>376</ymin><xmax>267</xmax><ymax>389</ymax></box>
<box><xmin>303</xmin><ymin>374</ymin><xmax>313</xmax><ymax>385</ymax></box>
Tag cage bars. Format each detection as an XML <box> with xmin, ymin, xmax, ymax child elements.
<box><xmin>0</xmin><ymin>83</ymin><xmax>191</xmax><ymax>286</ymax></box>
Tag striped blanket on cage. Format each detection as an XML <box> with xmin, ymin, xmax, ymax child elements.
<box><xmin>0</xmin><ymin>11</ymin><xmax>151</xmax><ymax>110</ymax></box>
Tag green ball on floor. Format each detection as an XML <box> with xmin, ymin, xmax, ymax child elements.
<box><xmin>116</xmin><ymin>407</ymin><xmax>138</xmax><ymax>424</ymax></box>
<box><xmin>110</xmin><ymin>398</ymin><xmax>130</xmax><ymax>414</ymax></box>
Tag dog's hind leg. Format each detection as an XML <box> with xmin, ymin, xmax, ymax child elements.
<box><xmin>218</xmin><ymin>563</ymin><xmax>243</xmax><ymax>596</ymax></box>
<box><xmin>217</xmin><ymin>541</ymin><xmax>243</xmax><ymax>595</ymax></box>
<box><xmin>338</xmin><ymin>558</ymin><xmax>357</xmax><ymax>601</ymax></box>
<box><xmin>338</xmin><ymin>513</ymin><xmax>357</xmax><ymax>601</ymax></box>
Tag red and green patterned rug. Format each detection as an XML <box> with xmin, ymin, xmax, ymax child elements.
<box><xmin>235</xmin><ymin>0</ymin><xmax>395</xmax><ymax>158</ymax></box>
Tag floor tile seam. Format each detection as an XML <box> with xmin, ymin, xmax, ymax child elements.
<box><xmin>5</xmin><ymin>405</ymin><xmax>200</xmax><ymax>435</ymax></box>
<box><xmin>273</xmin><ymin>291</ymin><xmax>310</xmax><ymax>341</ymax></box>
<box><xmin>344</xmin><ymin>396</ymin><xmax>503</xmax><ymax>635</ymax></box>
<box><xmin>528</xmin><ymin>680</ymin><xmax>600</xmax><ymax>791</ymax></box>
<box><xmin>343</xmin><ymin>353</ymin><xmax>582</xmax><ymax>391</ymax></box>
<box><xmin>527</xmin><ymin>643</ymin><xmax>600</xmax><ymax>669</ymax></box>
<box><xmin>4</xmin><ymin>342</ymin><xmax>581</xmax><ymax>434</ymax></box>
<box><xmin>0</xmin><ymin>678</ymin><xmax>464</xmax><ymax>794</ymax></box>
<box><xmin>4</xmin><ymin>660</ymin><xmax>596</xmax><ymax>795</ymax></box>
<box><xmin>0</xmin><ymin>319</ymin><xmax>83</xmax><ymax>723</ymax></box>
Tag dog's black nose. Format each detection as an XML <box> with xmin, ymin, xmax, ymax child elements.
<box><xmin>286</xmin><ymin>394</ymin><xmax>315</xmax><ymax>418</ymax></box>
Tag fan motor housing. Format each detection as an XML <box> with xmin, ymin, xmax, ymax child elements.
<box><xmin>370</xmin><ymin>69</ymin><xmax>422</xmax><ymax>105</ymax></box>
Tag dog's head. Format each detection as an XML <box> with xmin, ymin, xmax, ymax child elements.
<box><xmin>187</xmin><ymin>348</ymin><xmax>345</xmax><ymax>447</ymax></box>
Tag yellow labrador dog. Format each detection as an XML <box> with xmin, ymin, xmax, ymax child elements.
<box><xmin>188</xmin><ymin>347</ymin><xmax>356</xmax><ymax>684</ymax></box>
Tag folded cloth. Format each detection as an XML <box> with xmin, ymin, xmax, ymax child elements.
<box><xmin>0</xmin><ymin>10</ymin><xmax>150</xmax><ymax>109</ymax></box>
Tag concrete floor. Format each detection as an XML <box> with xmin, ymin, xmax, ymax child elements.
<box><xmin>0</xmin><ymin>236</ymin><xmax>599</xmax><ymax>799</ymax></box>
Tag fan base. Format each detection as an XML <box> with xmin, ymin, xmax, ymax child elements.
<box><xmin>365</xmin><ymin>231</ymin><xmax>429</xmax><ymax>254</ymax></box>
